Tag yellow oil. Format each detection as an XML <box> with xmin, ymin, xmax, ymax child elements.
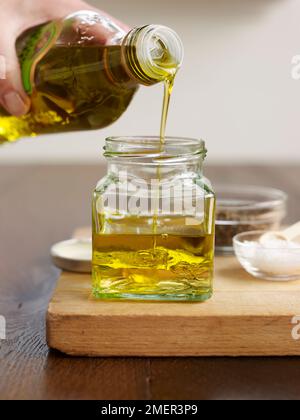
<box><xmin>0</xmin><ymin>45</ymin><xmax>138</xmax><ymax>143</ymax></box>
<box><xmin>92</xmin><ymin>218</ymin><xmax>214</xmax><ymax>301</ymax></box>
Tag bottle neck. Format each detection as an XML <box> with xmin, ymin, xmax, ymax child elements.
<box><xmin>122</xmin><ymin>25</ymin><xmax>184</xmax><ymax>86</ymax></box>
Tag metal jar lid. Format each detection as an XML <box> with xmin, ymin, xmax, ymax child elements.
<box><xmin>51</xmin><ymin>238</ymin><xmax>92</xmax><ymax>273</ymax></box>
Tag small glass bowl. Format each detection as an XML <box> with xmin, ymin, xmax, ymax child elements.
<box><xmin>233</xmin><ymin>231</ymin><xmax>300</xmax><ymax>282</ymax></box>
<box><xmin>215</xmin><ymin>185</ymin><xmax>287</xmax><ymax>255</ymax></box>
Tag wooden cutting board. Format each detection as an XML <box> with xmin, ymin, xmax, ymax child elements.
<box><xmin>47</xmin><ymin>231</ymin><xmax>300</xmax><ymax>357</ymax></box>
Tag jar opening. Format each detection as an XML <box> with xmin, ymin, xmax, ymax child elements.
<box><xmin>104</xmin><ymin>136</ymin><xmax>206</xmax><ymax>165</ymax></box>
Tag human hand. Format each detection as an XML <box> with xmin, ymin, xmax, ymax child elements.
<box><xmin>0</xmin><ymin>0</ymin><xmax>129</xmax><ymax>116</ymax></box>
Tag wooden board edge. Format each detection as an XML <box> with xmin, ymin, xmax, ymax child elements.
<box><xmin>46</xmin><ymin>311</ymin><xmax>300</xmax><ymax>357</ymax></box>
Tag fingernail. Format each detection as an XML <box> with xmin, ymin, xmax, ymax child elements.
<box><xmin>3</xmin><ymin>91</ymin><xmax>28</xmax><ymax>116</ymax></box>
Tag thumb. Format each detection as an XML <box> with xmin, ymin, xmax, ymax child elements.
<box><xmin>0</xmin><ymin>37</ymin><xmax>30</xmax><ymax>116</ymax></box>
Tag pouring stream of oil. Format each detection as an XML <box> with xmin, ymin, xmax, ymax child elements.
<box><xmin>160</xmin><ymin>76</ymin><xmax>175</xmax><ymax>147</ymax></box>
<box><xmin>152</xmin><ymin>74</ymin><xmax>176</xmax><ymax>248</ymax></box>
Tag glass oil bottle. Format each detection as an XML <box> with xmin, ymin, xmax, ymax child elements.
<box><xmin>0</xmin><ymin>10</ymin><xmax>183</xmax><ymax>143</ymax></box>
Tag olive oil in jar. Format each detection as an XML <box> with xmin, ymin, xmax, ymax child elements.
<box><xmin>92</xmin><ymin>135</ymin><xmax>215</xmax><ymax>303</ymax></box>
<box><xmin>92</xmin><ymin>217</ymin><xmax>214</xmax><ymax>301</ymax></box>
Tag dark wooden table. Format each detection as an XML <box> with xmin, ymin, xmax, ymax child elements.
<box><xmin>1</xmin><ymin>164</ymin><xmax>300</xmax><ymax>400</ymax></box>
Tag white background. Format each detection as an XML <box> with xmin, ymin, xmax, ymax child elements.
<box><xmin>0</xmin><ymin>0</ymin><xmax>299</xmax><ymax>164</ymax></box>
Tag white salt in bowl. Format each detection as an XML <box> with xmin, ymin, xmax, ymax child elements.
<box><xmin>233</xmin><ymin>231</ymin><xmax>300</xmax><ymax>281</ymax></box>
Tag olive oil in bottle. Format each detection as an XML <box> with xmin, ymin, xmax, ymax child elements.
<box><xmin>0</xmin><ymin>11</ymin><xmax>183</xmax><ymax>143</ymax></box>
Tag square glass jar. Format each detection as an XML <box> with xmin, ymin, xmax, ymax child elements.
<box><xmin>92</xmin><ymin>137</ymin><xmax>215</xmax><ymax>301</ymax></box>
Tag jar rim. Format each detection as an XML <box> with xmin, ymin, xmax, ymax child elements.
<box><xmin>104</xmin><ymin>136</ymin><xmax>206</xmax><ymax>165</ymax></box>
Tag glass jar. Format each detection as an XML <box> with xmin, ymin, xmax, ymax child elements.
<box><xmin>92</xmin><ymin>137</ymin><xmax>215</xmax><ymax>302</ymax></box>
<box><xmin>215</xmin><ymin>185</ymin><xmax>287</xmax><ymax>254</ymax></box>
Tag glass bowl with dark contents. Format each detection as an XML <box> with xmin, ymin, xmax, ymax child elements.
<box><xmin>215</xmin><ymin>185</ymin><xmax>287</xmax><ymax>255</ymax></box>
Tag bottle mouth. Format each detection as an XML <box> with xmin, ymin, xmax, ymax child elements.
<box><xmin>123</xmin><ymin>25</ymin><xmax>184</xmax><ymax>84</ymax></box>
<box><xmin>104</xmin><ymin>136</ymin><xmax>206</xmax><ymax>165</ymax></box>
<box><xmin>139</xmin><ymin>25</ymin><xmax>184</xmax><ymax>79</ymax></box>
